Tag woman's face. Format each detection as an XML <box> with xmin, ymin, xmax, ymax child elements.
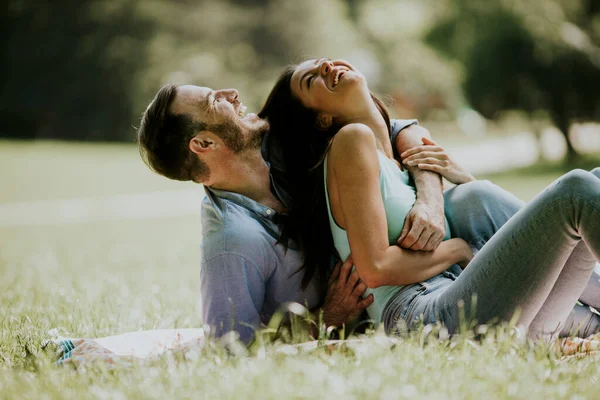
<box><xmin>290</xmin><ymin>58</ymin><xmax>369</xmax><ymax>119</ymax></box>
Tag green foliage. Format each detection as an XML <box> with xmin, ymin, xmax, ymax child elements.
<box><xmin>2</xmin><ymin>0</ymin><xmax>467</xmax><ymax>141</ymax></box>
<box><xmin>0</xmin><ymin>0</ymin><xmax>156</xmax><ymax>141</ymax></box>
<box><xmin>5</xmin><ymin>0</ymin><xmax>598</xmax><ymax>148</ymax></box>
<box><xmin>426</xmin><ymin>0</ymin><xmax>600</xmax><ymax>161</ymax></box>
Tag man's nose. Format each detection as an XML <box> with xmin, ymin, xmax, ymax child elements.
<box><xmin>319</xmin><ymin>60</ymin><xmax>333</xmax><ymax>76</ymax></box>
<box><xmin>215</xmin><ymin>89</ymin><xmax>239</xmax><ymax>102</ymax></box>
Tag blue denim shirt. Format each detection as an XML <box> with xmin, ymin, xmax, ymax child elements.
<box><xmin>200</xmin><ymin>119</ymin><xmax>418</xmax><ymax>344</ymax></box>
<box><xmin>200</xmin><ymin>186</ymin><xmax>322</xmax><ymax>344</ymax></box>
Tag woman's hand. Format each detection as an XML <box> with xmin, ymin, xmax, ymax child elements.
<box><xmin>401</xmin><ymin>138</ymin><xmax>475</xmax><ymax>185</ymax></box>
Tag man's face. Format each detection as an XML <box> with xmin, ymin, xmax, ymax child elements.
<box><xmin>171</xmin><ymin>85</ymin><xmax>268</xmax><ymax>152</ymax></box>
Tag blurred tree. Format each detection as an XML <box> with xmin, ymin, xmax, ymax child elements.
<box><xmin>426</xmin><ymin>0</ymin><xmax>600</xmax><ymax>162</ymax></box>
<box><xmin>132</xmin><ymin>0</ymin><xmax>464</xmax><ymax>124</ymax></box>
<box><xmin>337</xmin><ymin>0</ymin><xmax>463</xmax><ymax>119</ymax></box>
<box><xmin>1</xmin><ymin>0</ymin><xmax>465</xmax><ymax>142</ymax></box>
<box><xmin>0</xmin><ymin>0</ymin><xmax>156</xmax><ymax>141</ymax></box>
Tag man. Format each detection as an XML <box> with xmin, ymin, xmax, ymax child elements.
<box><xmin>138</xmin><ymin>85</ymin><xmax>600</xmax><ymax>345</ymax></box>
<box><xmin>138</xmin><ymin>85</ymin><xmax>374</xmax><ymax>344</ymax></box>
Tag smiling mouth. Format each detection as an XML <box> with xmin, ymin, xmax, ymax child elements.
<box><xmin>331</xmin><ymin>69</ymin><xmax>347</xmax><ymax>89</ymax></box>
<box><xmin>233</xmin><ymin>100</ymin><xmax>247</xmax><ymax>118</ymax></box>
<box><xmin>238</xmin><ymin>104</ymin><xmax>247</xmax><ymax>117</ymax></box>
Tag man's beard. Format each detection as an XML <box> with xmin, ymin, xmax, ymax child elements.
<box><xmin>211</xmin><ymin>118</ymin><xmax>268</xmax><ymax>154</ymax></box>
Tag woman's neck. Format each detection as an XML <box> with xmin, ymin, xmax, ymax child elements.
<box><xmin>339</xmin><ymin>101</ymin><xmax>393</xmax><ymax>158</ymax></box>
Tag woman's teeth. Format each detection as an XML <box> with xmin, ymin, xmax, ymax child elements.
<box><xmin>333</xmin><ymin>71</ymin><xmax>344</xmax><ymax>87</ymax></box>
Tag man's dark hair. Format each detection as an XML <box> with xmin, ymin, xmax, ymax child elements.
<box><xmin>137</xmin><ymin>84</ymin><xmax>210</xmax><ymax>182</ymax></box>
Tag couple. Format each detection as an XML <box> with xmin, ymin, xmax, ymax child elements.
<box><xmin>138</xmin><ymin>58</ymin><xmax>600</xmax><ymax>346</ymax></box>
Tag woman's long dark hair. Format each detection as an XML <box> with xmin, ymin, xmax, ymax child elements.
<box><xmin>258</xmin><ymin>64</ymin><xmax>392</xmax><ymax>293</ymax></box>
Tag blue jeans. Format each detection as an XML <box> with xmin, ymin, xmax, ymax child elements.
<box><xmin>384</xmin><ymin>169</ymin><xmax>600</xmax><ymax>339</ymax></box>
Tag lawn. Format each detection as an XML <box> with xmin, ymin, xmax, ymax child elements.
<box><xmin>1</xmin><ymin>140</ymin><xmax>599</xmax><ymax>399</ymax></box>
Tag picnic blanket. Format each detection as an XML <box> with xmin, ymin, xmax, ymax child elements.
<box><xmin>46</xmin><ymin>329</ymin><xmax>409</xmax><ymax>369</ymax></box>
<box><xmin>47</xmin><ymin>329</ymin><xmax>207</xmax><ymax>368</ymax></box>
<box><xmin>46</xmin><ymin>329</ymin><xmax>600</xmax><ymax>369</ymax></box>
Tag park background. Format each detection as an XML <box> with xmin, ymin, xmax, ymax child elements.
<box><xmin>2</xmin><ymin>0</ymin><xmax>600</xmax><ymax>399</ymax></box>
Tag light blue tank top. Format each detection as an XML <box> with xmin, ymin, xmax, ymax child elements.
<box><xmin>324</xmin><ymin>151</ymin><xmax>451</xmax><ymax>325</ymax></box>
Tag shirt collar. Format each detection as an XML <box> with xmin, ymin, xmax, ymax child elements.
<box><xmin>204</xmin><ymin>186</ymin><xmax>278</xmax><ymax>220</ymax></box>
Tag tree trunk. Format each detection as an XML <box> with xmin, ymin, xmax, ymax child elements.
<box><xmin>564</xmin><ymin>133</ymin><xmax>579</xmax><ymax>164</ymax></box>
<box><xmin>554</xmin><ymin>116</ymin><xmax>580</xmax><ymax>165</ymax></box>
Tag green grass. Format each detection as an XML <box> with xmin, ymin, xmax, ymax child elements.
<box><xmin>0</xmin><ymin>140</ymin><xmax>194</xmax><ymax>203</ymax></box>
<box><xmin>1</xmin><ymin>140</ymin><xmax>600</xmax><ymax>399</ymax></box>
<box><xmin>479</xmin><ymin>154</ymin><xmax>600</xmax><ymax>201</ymax></box>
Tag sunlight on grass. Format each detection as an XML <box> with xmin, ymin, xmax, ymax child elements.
<box><xmin>0</xmin><ymin>140</ymin><xmax>195</xmax><ymax>203</ymax></box>
<box><xmin>2</xmin><ymin>141</ymin><xmax>600</xmax><ymax>399</ymax></box>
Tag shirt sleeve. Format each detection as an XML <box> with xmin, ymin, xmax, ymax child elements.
<box><xmin>390</xmin><ymin>119</ymin><xmax>419</xmax><ymax>160</ymax></box>
<box><xmin>200</xmin><ymin>253</ymin><xmax>265</xmax><ymax>345</ymax></box>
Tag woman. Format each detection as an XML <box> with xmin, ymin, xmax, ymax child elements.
<box><xmin>258</xmin><ymin>58</ymin><xmax>600</xmax><ymax>340</ymax></box>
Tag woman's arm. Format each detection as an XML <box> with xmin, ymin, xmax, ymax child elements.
<box><xmin>328</xmin><ymin>124</ymin><xmax>472</xmax><ymax>289</ymax></box>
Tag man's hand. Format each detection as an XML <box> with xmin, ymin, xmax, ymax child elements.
<box><xmin>321</xmin><ymin>255</ymin><xmax>374</xmax><ymax>328</ymax></box>
<box><xmin>395</xmin><ymin>126</ymin><xmax>446</xmax><ymax>252</ymax></box>
<box><xmin>397</xmin><ymin>200</ymin><xmax>446</xmax><ymax>251</ymax></box>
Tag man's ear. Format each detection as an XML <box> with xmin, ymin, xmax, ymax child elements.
<box><xmin>189</xmin><ymin>133</ymin><xmax>217</xmax><ymax>155</ymax></box>
<box><xmin>316</xmin><ymin>113</ymin><xmax>333</xmax><ymax>130</ymax></box>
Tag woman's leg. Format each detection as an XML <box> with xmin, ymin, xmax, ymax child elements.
<box><xmin>528</xmin><ymin>240</ymin><xmax>597</xmax><ymax>339</ymax></box>
<box><xmin>575</xmin><ymin>167</ymin><xmax>600</xmax><ymax>309</ymax></box>
<box><xmin>534</xmin><ymin>168</ymin><xmax>600</xmax><ymax>338</ymax></box>
<box><xmin>560</xmin><ymin>303</ymin><xmax>600</xmax><ymax>338</ymax></box>
<box><xmin>415</xmin><ymin>169</ymin><xmax>600</xmax><ymax>338</ymax></box>
<box><xmin>519</xmin><ymin>168</ymin><xmax>600</xmax><ymax>338</ymax></box>
<box><xmin>443</xmin><ymin>173</ymin><xmax>600</xmax><ymax>338</ymax></box>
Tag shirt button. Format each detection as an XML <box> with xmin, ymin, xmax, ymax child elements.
<box><xmin>266</xmin><ymin>209</ymin><xmax>273</xmax><ymax>215</ymax></box>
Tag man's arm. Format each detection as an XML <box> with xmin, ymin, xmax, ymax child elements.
<box><xmin>395</xmin><ymin>124</ymin><xmax>447</xmax><ymax>251</ymax></box>
<box><xmin>200</xmin><ymin>253</ymin><xmax>265</xmax><ymax>346</ymax></box>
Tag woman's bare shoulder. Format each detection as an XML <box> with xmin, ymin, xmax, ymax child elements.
<box><xmin>331</xmin><ymin>123</ymin><xmax>377</xmax><ymax>155</ymax></box>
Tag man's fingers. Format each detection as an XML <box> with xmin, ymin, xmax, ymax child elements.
<box><xmin>397</xmin><ymin>215</ymin><xmax>413</xmax><ymax>244</ymax></box>
<box><xmin>401</xmin><ymin>228</ymin><xmax>423</xmax><ymax>249</ymax></box>
<box><xmin>352</xmin><ymin>281</ymin><xmax>368</xmax><ymax>298</ymax></box>
<box><xmin>346</xmin><ymin>271</ymin><xmax>360</xmax><ymax>293</ymax></box>
<box><xmin>410</xmin><ymin>228</ymin><xmax>434</xmax><ymax>251</ymax></box>
<box><xmin>328</xmin><ymin>261</ymin><xmax>342</xmax><ymax>286</ymax></box>
<box><xmin>339</xmin><ymin>255</ymin><xmax>353</xmax><ymax>283</ymax></box>
<box><xmin>400</xmin><ymin>215</ymin><xmax>426</xmax><ymax>248</ymax></box>
<box><xmin>422</xmin><ymin>233</ymin><xmax>442</xmax><ymax>251</ymax></box>
<box><xmin>419</xmin><ymin>230</ymin><xmax>439</xmax><ymax>251</ymax></box>
<box><xmin>358</xmin><ymin>294</ymin><xmax>374</xmax><ymax>309</ymax></box>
